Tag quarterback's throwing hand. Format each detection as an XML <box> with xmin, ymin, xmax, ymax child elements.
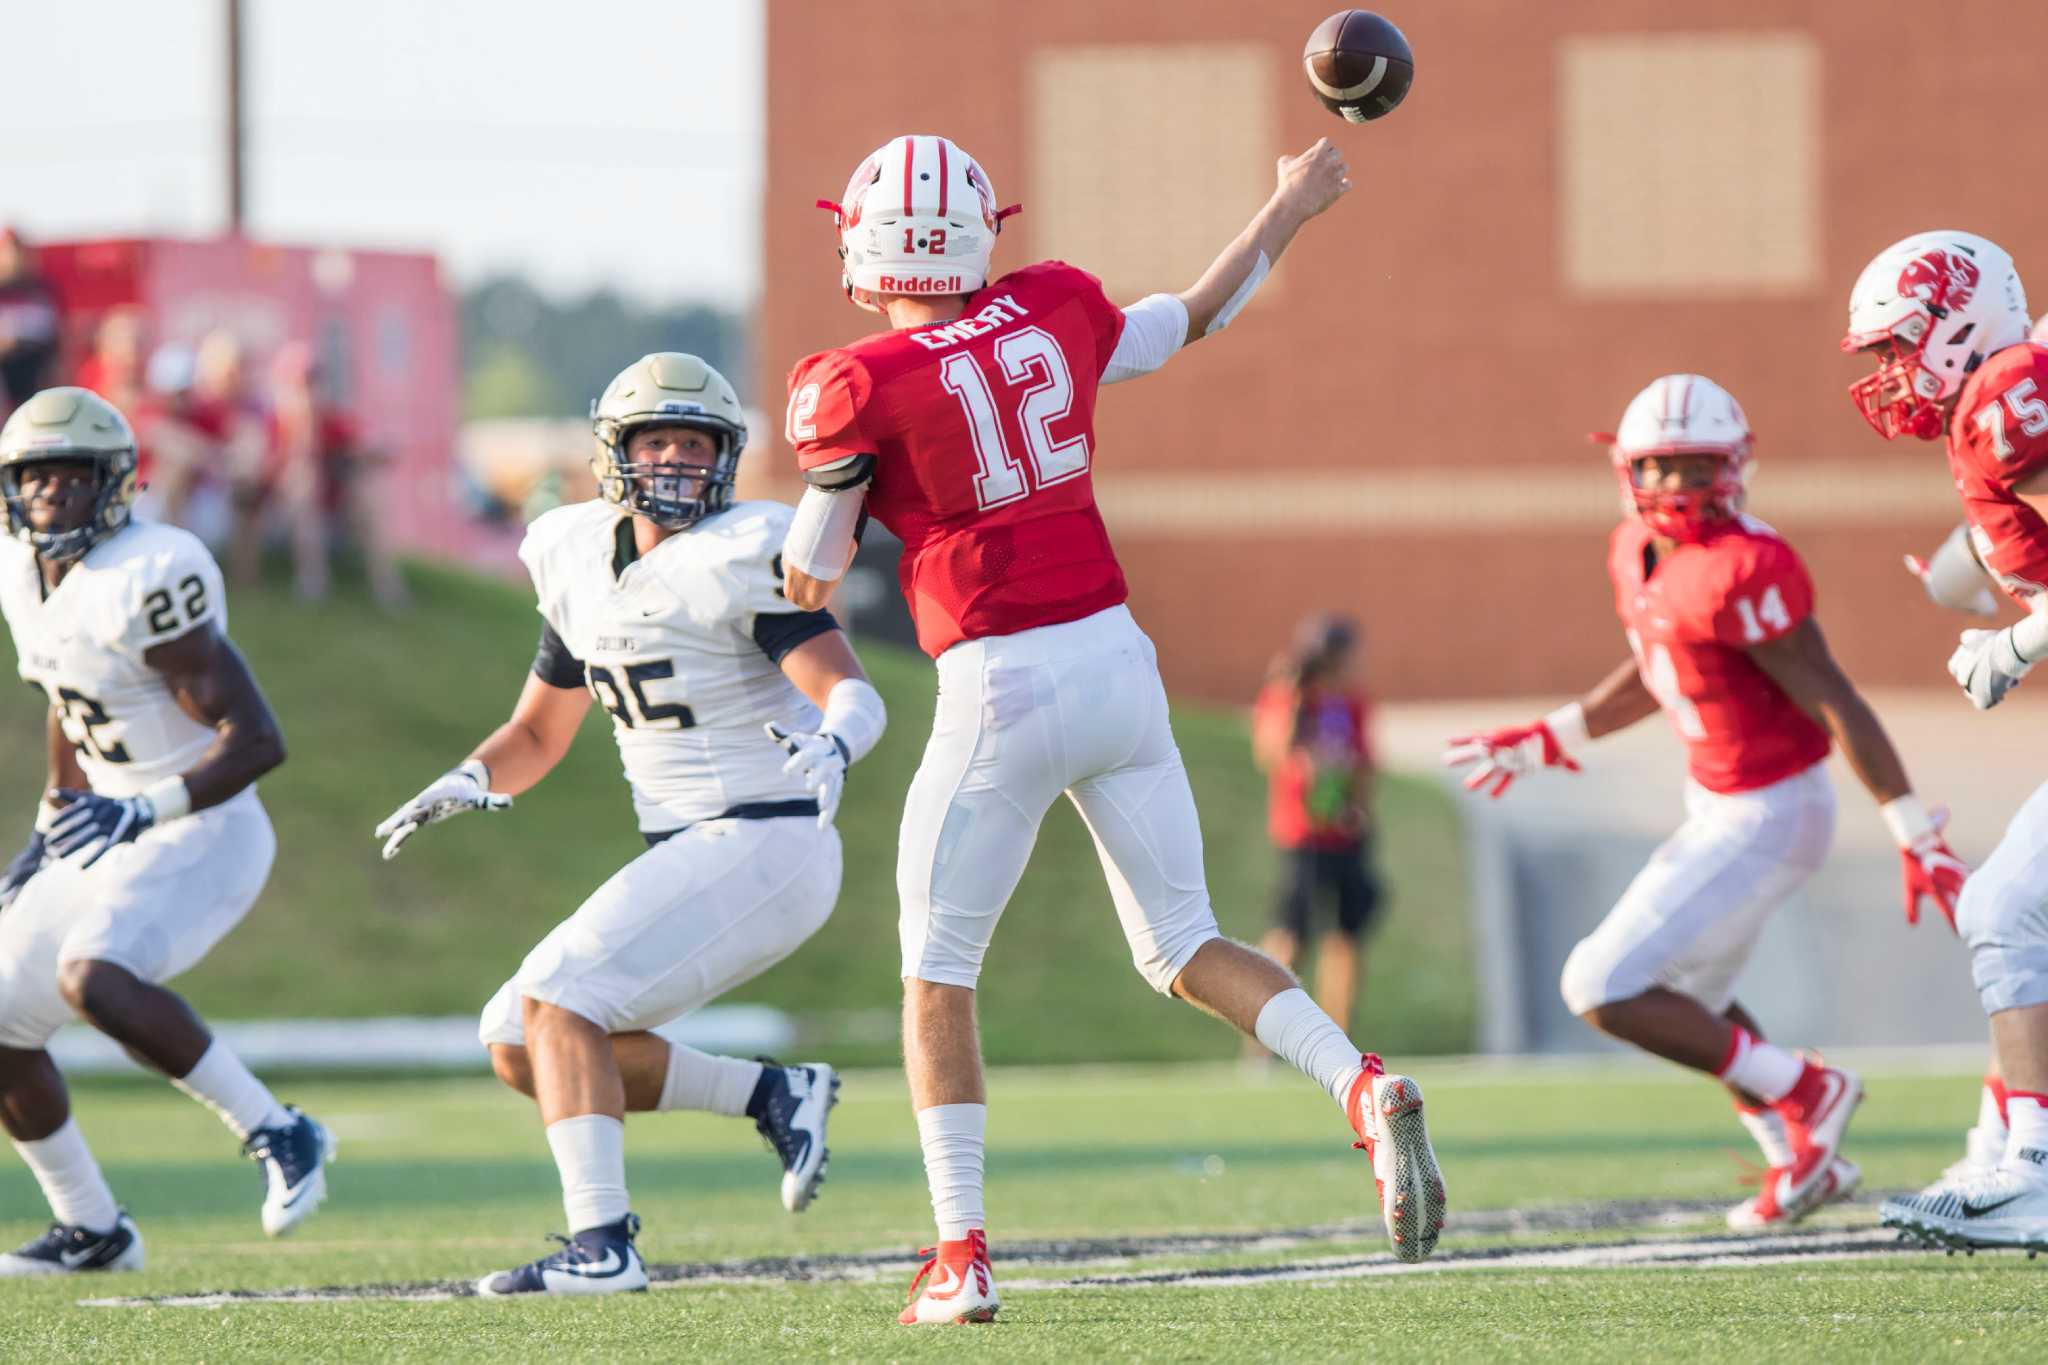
<box><xmin>1948</xmin><ymin>627</ymin><xmax>2034</xmax><ymax>710</ymax></box>
<box><xmin>765</xmin><ymin>723</ymin><xmax>848</xmax><ymax>829</ymax></box>
<box><xmin>1442</xmin><ymin>720</ymin><xmax>1582</xmax><ymax>799</ymax></box>
<box><xmin>375</xmin><ymin>762</ymin><xmax>512</xmax><ymax>861</ymax></box>
<box><xmin>1275</xmin><ymin>138</ymin><xmax>1351</xmax><ymax>222</ymax></box>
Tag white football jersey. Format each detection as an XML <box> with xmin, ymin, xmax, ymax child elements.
<box><xmin>519</xmin><ymin>499</ymin><xmax>828</xmax><ymax>831</ymax></box>
<box><xmin>0</xmin><ymin>520</ymin><xmax>227</xmax><ymax>799</ymax></box>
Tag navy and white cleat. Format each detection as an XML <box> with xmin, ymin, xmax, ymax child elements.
<box><xmin>475</xmin><ymin>1213</ymin><xmax>649</xmax><ymax>1298</ymax></box>
<box><xmin>753</xmin><ymin>1061</ymin><xmax>840</xmax><ymax>1213</ymax></box>
<box><xmin>243</xmin><ymin>1105</ymin><xmax>334</xmax><ymax>1237</ymax></box>
<box><xmin>0</xmin><ymin>1212</ymin><xmax>144</xmax><ymax>1276</ymax></box>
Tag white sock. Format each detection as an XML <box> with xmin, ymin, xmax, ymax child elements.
<box><xmin>1735</xmin><ymin>1104</ymin><xmax>1795</xmax><ymax>1168</ymax></box>
<box><xmin>1980</xmin><ymin>1078</ymin><xmax>2011</xmax><ymax>1138</ymax></box>
<box><xmin>915</xmin><ymin>1103</ymin><xmax>986</xmax><ymax>1240</ymax></box>
<box><xmin>2005</xmin><ymin>1092</ymin><xmax>2048</xmax><ymax>1173</ymax></box>
<box><xmin>655</xmin><ymin>1044</ymin><xmax>763</xmax><ymax>1118</ymax></box>
<box><xmin>1715</xmin><ymin>1028</ymin><xmax>1803</xmax><ymax>1104</ymax></box>
<box><xmin>12</xmin><ymin>1119</ymin><xmax>120</xmax><ymax>1233</ymax></box>
<box><xmin>1254</xmin><ymin>987</ymin><xmax>1365</xmax><ymax>1110</ymax></box>
<box><xmin>171</xmin><ymin>1040</ymin><xmax>291</xmax><ymax>1140</ymax></box>
<box><xmin>545</xmin><ymin>1113</ymin><xmax>630</xmax><ymax>1233</ymax></box>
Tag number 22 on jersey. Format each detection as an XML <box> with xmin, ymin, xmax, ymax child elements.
<box><xmin>939</xmin><ymin>327</ymin><xmax>1091</xmax><ymax>510</ymax></box>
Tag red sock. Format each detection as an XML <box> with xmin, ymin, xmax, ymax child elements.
<box><xmin>1988</xmin><ymin>1074</ymin><xmax>2011</xmax><ymax>1126</ymax></box>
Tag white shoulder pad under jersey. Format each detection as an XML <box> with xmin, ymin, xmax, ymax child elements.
<box><xmin>513</xmin><ymin>500</ymin><xmax>824</xmax><ymax>832</ymax></box>
<box><xmin>634</xmin><ymin>500</ymin><xmax>800</xmax><ymax>627</ymax></box>
<box><xmin>0</xmin><ymin>521</ymin><xmax>227</xmax><ymax>798</ymax></box>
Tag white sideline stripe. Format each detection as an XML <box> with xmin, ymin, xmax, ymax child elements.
<box><xmin>1090</xmin><ymin>461</ymin><xmax>1957</xmax><ymax>534</ymax></box>
<box><xmin>79</xmin><ymin>1228</ymin><xmax>1925</xmax><ymax>1309</ymax></box>
<box><xmin>47</xmin><ymin>1008</ymin><xmax>794</xmax><ymax>1075</ymax></box>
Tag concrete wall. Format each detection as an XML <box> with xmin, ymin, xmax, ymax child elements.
<box><xmin>757</xmin><ymin>0</ymin><xmax>2048</xmax><ymax>701</ymax></box>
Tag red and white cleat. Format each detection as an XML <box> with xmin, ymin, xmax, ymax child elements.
<box><xmin>1773</xmin><ymin>1061</ymin><xmax>1863</xmax><ymax>1214</ymax></box>
<box><xmin>1345</xmin><ymin>1053</ymin><xmax>1447</xmax><ymax>1262</ymax></box>
<box><xmin>1727</xmin><ymin>1157</ymin><xmax>1860</xmax><ymax>1231</ymax></box>
<box><xmin>898</xmin><ymin>1229</ymin><xmax>999</xmax><ymax>1326</ymax></box>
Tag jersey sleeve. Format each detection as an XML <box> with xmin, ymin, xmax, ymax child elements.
<box><xmin>785</xmin><ymin>349</ymin><xmax>874</xmax><ymax>473</ymax></box>
<box><xmin>1956</xmin><ymin>345</ymin><xmax>2048</xmax><ymax>486</ymax></box>
<box><xmin>1034</xmin><ymin>260</ymin><xmax>1127</xmax><ymax>379</ymax></box>
<box><xmin>1704</xmin><ymin>537</ymin><xmax>1815</xmax><ymax>648</ymax></box>
<box><xmin>516</xmin><ymin>504</ymin><xmax>582</xmax><ymax>637</ymax></box>
<box><xmin>113</xmin><ymin>531</ymin><xmax>226</xmax><ymax>657</ymax></box>
<box><xmin>715</xmin><ymin>503</ymin><xmax>843</xmax><ymax>665</ymax></box>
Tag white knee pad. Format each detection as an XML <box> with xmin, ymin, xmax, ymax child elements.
<box><xmin>476</xmin><ymin>981</ymin><xmax>525</xmax><ymax>1048</ymax></box>
<box><xmin>1129</xmin><ymin>904</ymin><xmax>1221</xmax><ymax>995</ymax></box>
<box><xmin>1559</xmin><ymin>936</ymin><xmax>1631</xmax><ymax>1017</ymax></box>
<box><xmin>1956</xmin><ymin>866</ymin><xmax>2048</xmax><ymax>1015</ymax></box>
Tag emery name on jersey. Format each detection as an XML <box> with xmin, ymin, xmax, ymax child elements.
<box><xmin>519</xmin><ymin>498</ymin><xmax>835</xmax><ymax>833</ymax></box>
<box><xmin>786</xmin><ymin>261</ymin><xmax>1128</xmax><ymax>656</ymax></box>
<box><xmin>1946</xmin><ymin>340</ymin><xmax>2048</xmax><ymax>605</ymax></box>
<box><xmin>0</xmin><ymin>519</ymin><xmax>227</xmax><ymax>799</ymax></box>
<box><xmin>1608</xmin><ymin>515</ymin><xmax>1829</xmax><ymax>794</ymax></box>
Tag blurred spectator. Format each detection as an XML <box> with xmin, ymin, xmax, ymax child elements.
<box><xmin>0</xmin><ymin>227</ymin><xmax>60</xmax><ymax>416</ymax></box>
<box><xmin>132</xmin><ymin>343</ymin><xmax>235</xmax><ymax>545</ymax></box>
<box><xmin>256</xmin><ymin>340</ymin><xmax>408</xmax><ymax>609</ymax></box>
<box><xmin>1251</xmin><ymin>613</ymin><xmax>1384</xmax><ymax>1034</ymax></box>
<box><xmin>73</xmin><ymin>305</ymin><xmax>148</xmax><ymax>415</ymax></box>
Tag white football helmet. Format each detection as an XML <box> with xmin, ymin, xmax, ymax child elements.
<box><xmin>590</xmin><ymin>353</ymin><xmax>747</xmax><ymax>529</ymax></box>
<box><xmin>1842</xmin><ymin>231</ymin><xmax>2030</xmax><ymax>440</ymax></box>
<box><xmin>0</xmin><ymin>386</ymin><xmax>140</xmax><ymax>562</ymax></box>
<box><xmin>1602</xmin><ymin>374</ymin><xmax>1754</xmax><ymax>542</ymax></box>
<box><xmin>818</xmin><ymin>135</ymin><xmax>1017</xmax><ymax>312</ymax></box>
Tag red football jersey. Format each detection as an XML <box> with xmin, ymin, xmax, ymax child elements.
<box><xmin>1946</xmin><ymin>341</ymin><xmax>2048</xmax><ymax>606</ymax></box>
<box><xmin>1607</xmin><ymin>517</ymin><xmax>1830</xmax><ymax>794</ymax></box>
<box><xmin>785</xmin><ymin>261</ymin><xmax>1129</xmax><ymax>656</ymax></box>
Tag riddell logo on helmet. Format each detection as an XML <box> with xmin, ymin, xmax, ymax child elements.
<box><xmin>1896</xmin><ymin>250</ymin><xmax>1980</xmax><ymax>316</ymax></box>
<box><xmin>879</xmin><ymin>275</ymin><xmax>964</xmax><ymax>294</ymax></box>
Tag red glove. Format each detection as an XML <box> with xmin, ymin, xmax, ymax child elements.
<box><xmin>1443</xmin><ymin>719</ymin><xmax>1582</xmax><ymax>799</ymax></box>
<box><xmin>1883</xmin><ymin>797</ymin><xmax>1967</xmax><ymax>932</ymax></box>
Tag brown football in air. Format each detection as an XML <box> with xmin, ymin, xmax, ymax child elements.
<box><xmin>1304</xmin><ymin>10</ymin><xmax>1414</xmax><ymax>123</ymax></box>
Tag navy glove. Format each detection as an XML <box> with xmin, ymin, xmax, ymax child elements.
<box><xmin>0</xmin><ymin>829</ymin><xmax>46</xmax><ymax>910</ymax></box>
<box><xmin>46</xmin><ymin>789</ymin><xmax>156</xmax><ymax>869</ymax></box>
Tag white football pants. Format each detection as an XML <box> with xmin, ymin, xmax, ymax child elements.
<box><xmin>479</xmin><ymin>813</ymin><xmax>841</xmax><ymax>1044</ymax></box>
<box><xmin>898</xmin><ymin>604</ymin><xmax>1222</xmax><ymax>994</ymax></box>
<box><xmin>1956</xmin><ymin>778</ymin><xmax>2048</xmax><ymax>1015</ymax></box>
<box><xmin>1560</xmin><ymin>762</ymin><xmax>1835</xmax><ymax>1016</ymax></box>
<box><xmin>0</xmin><ymin>789</ymin><xmax>275</xmax><ymax>1050</ymax></box>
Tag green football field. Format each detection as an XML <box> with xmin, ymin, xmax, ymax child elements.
<box><xmin>3</xmin><ymin>1059</ymin><xmax>2040</xmax><ymax>1361</ymax></box>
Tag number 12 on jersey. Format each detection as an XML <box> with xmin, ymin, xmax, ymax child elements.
<box><xmin>938</xmin><ymin>326</ymin><xmax>1090</xmax><ymax>510</ymax></box>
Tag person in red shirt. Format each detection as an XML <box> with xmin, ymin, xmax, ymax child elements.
<box><xmin>1253</xmin><ymin>614</ymin><xmax>1382</xmax><ymax>1034</ymax></box>
<box><xmin>1446</xmin><ymin>373</ymin><xmax>1964</xmax><ymax>1234</ymax></box>
<box><xmin>781</xmin><ymin>133</ymin><xmax>1445</xmax><ymax>1323</ymax></box>
<box><xmin>1843</xmin><ymin>231</ymin><xmax>2048</xmax><ymax>1252</ymax></box>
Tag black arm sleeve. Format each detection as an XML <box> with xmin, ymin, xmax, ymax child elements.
<box><xmin>531</xmin><ymin>621</ymin><xmax>586</xmax><ymax>689</ymax></box>
<box><xmin>802</xmin><ymin>453</ymin><xmax>876</xmax><ymax>490</ymax></box>
<box><xmin>752</xmin><ymin>608</ymin><xmax>840</xmax><ymax>664</ymax></box>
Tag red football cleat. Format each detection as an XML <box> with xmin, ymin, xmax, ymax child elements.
<box><xmin>1345</xmin><ymin>1053</ymin><xmax>1447</xmax><ymax>1262</ymax></box>
<box><xmin>898</xmin><ymin>1228</ymin><xmax>998</xmax><ymax>1326</ymax></box>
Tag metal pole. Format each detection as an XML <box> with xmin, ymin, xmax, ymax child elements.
<box><xmin>226</xmin><ymin>0</ymin><xmax>244</xmax><ymax>234</ymax></box>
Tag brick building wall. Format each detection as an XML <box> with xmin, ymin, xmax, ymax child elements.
<box><xmin>757</xmin><ymin>0</ymin><xmax>2048</xmax><ymax>701</ymax></box>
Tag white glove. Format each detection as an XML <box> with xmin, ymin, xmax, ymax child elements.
<box><xmin>764</xmin><ymin>723</ymin><xmax>848</xmax><ymax>829</ymax></box>
<box><xmin>374</xmin><ymin>761</ymin><xmax>513</xmax><ymax>860</ymax></box>
<box><xmin>1948</xmin><ymin>627</ymin><xmax>2035</xmax><ymax>710</ymax></box>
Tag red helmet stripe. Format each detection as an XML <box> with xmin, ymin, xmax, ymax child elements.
<box><xmin>901</xmin><ymin>136</ymin><xmax>916</xmax><ymax>215</ymax></box>
<box><xmin>937</xmin><ymin>139</ymin><xmax>950</xmax><ymax>217</ymax></box>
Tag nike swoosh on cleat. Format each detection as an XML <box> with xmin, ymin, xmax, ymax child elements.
<box><xmin>555</xmin><ymin>1248</ymin><xmax>629</xmax><ymax>1279</ymax></box>
<box><xmin>59</xmin><ymin>1246</ymin><xmax>105</xmax><ymax>1269</ymax></box>
<box><xmin>927</xmin><ymin>1266</ymin><xmax>962</xmax><ymax>1297</ymax></box>
<box><xmin>1959</xmin><ymin>1194</ymin><xmax>2026</xmax><ymax>1218</ymax></box>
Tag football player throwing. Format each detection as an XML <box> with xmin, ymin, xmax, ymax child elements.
<box><xmin>0</xmin><ymin>388</ymin><xmax>330</xmax><ymax>1275</ymax></box>
<box><xmin>1446</xmin><ymin>374</ymin><xmax>1964</xmax><ymax>1232</ymax></box>
<box><xmin>782</xmin><ymin>135</ymin><xmax>1444</xmax><ymax>1325</ymax></box>
<box><xmin>1844</xmin><ymin>232</ymin><xmax>2048</xmax><ymax>1252</ymax></box>
<box><xmin>378</xmin><ymin>354</ymin><xmax>885</xmax><ymax>1297</ymax></box>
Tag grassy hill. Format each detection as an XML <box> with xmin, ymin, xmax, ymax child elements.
<box><xmin>0</xmin><ymin>563</ymin><xmax>1473</xmax><ymax>1065</ymax></box>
